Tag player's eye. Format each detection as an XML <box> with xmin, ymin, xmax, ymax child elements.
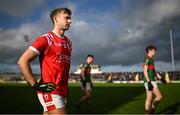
<box><xmin>65</xmin><ymin>17</ymin><xmax>71</xmax><ymax>20</ymax></box>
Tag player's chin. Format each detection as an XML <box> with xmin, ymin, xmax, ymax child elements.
<box><xmin>63</xmin><ymin>26</ymin><xmax>70</xmax><ymax>30</ymax></box>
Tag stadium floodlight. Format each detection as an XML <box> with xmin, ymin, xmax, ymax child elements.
<box><xmin>169</xmin><ymin>26</ymin><xmax>175</xmax><ymax>71</ymax></box>
<box><xmin>161</xmin><ymin>19</ymin><xmax>175</xmax><ymax>72</ymax></box>
<box><xmin>24</xmin><ymin>35</ymin><xmax>29</xmax><ymax>50</ymax></box>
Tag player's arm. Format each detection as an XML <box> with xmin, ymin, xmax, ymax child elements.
<box><xmin>18</xmin><ymin>48</ymin><xmax>38</xmax><ymax>86</ymax></box>
<box><xmin>144</xmin><ymin>64</ymin><xmax>153</xmax><ymax>90</ymax></box>
<box><xmin>80</xmin><ymin>66</ymin><xmax>86</xmax><ymax>89</ymax></box>
<box><xmin>156</xmin><ymin>72</ymin><xmax>167</xmax><ymax>85</ymax></box>
<box><xmin>156</xmin><ymin>72</ymin><xmax>161</xmax><ymax>79</ymax></box>
<box><xmin>143</xmin><ymin>64</ymin><xmax>150</xmax><ymax>82</ymax></box>
<box><xmin>80</xmin><ymin>67</ymin><xmax>86</xmax><ymax>81</ymax></box>
<box><xmin>18</xmin><ymin>48</ymin><xmax>55</xmax><ymax>92</ymax></box>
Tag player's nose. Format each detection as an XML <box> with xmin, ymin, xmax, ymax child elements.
<box><xmin>68</xmin><ymin>19</ymin><xmax>72</xmax><ymax>23</ymax></box>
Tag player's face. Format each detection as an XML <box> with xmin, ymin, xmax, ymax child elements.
<box><xmin>86</xmin><ymin>57</ymin><xmax>94</xmax><ymax>64</ymax></box>
<box><xmin>54</xmin><ymin>12</ymin><xmax>71</xmax><ymax>30</ymax></box>
<box><xmin>149</xmin><ymin>49</ymin><xmax>156</xmax><ymax>56</ymax></box>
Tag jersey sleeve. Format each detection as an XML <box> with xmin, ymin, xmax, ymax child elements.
<box><xmin>144</xmin><ymin>57</ymin><xmax>150</xmax><ymax>66</ymax></box>
<box><xmin>29</xmin><ymin>36</ymin><xmax>48</xmax><ymax>55</ymax></box>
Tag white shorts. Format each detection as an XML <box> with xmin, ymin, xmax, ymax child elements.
<box><xmin>80</xmin><ymin>82</ymin><xmax>92</xmax><ymax>91</ymax></box>
<box><xmin>144</xmin><ymin>81</ymin><xmax>158</xmax><ymax>90</ymax></box>
<box><xmin>37</xmin><ymin>93</ymin><xmax>67</xmax><ymax>112</ymax></box>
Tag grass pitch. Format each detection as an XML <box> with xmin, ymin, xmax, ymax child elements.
<box><xmin>0</xmin><ymin>83</ymin><xmax>180</xmax><ymax>114</ymax></box>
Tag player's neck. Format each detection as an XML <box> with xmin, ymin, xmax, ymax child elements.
<box><xmin>147</xmin><ymin>53</ymin><xmax>153</xmax><ymax>58</ymax></box>
<box><xmin>52</xmin><ymin>28</ymin><xmax>65</xmax><ymax>37</ymax></box>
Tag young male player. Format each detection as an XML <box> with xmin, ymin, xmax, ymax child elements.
<box><xmin>18</xmin><ymin>8</ymin><xmax>72</xmax><ymax>114</ymax></box>
<box><xmin>143</xmin><ymin>45</ymin><xmax>167</xmax><ymax>114</ymax></box>
<box><xmin>76</xmin><ymin>54</ymin><xmax>94</xmax><ymax>111</ymax></box>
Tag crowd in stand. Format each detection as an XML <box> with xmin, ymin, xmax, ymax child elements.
<box><xmin>69</xmin><ymin>71</ymin><xmax>180</xmax><ymax>82</ymax></box>
<box><xmin>0</xmin><ymin>71</ymin><xmax>180</xmax><ymax>83</ymax></box>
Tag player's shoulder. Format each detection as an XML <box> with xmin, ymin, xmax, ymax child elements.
<box><xmin>31</xmin><ymin>33</ymin><xmax>49</xmax><ymax>44</ymax></box>
<box><xmin>42</xmin><ymin>32</ymin><xmax>54</xmax><ymax>39</ymax></box>
<box><xmin>35</xmin><ymin>32</ymin><xmax>51</xmax><ymax>40</ymax></box>
<box><xmin>84</xmin><ymin>64</ymin><xmax>90</xmax><ymax>68</ymax></box>
<box><xmin>144</xmin><ymin>56</ymin><xmax>151</xmax><ymax>63</ymax></box>
<box><xmin>32</xmin><ymin>32</ymin><xmax>54</xmax><ymax>46</ymax></box>
<box><xmin>81</xmin><ymin>63</ymin><xmax>88</xmax><ymax>68</ymax></box>
<box><xmin>145</xmin><ymin>56</ymin><xmax>151</xmax><ymax>60</ymax></box>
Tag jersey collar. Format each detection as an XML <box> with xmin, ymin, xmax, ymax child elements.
<box><xmin>52</xmin><ymin>31</ymin><xmax>65</xmax><ymax>39</ymax></box>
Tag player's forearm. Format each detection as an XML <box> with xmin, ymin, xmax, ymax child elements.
<box><xmin>156</xmin><ymin>73</ymin><xmax>161</xmax><ymax>79</ymax></box>
<box><xmin>144</xmin><ymin>70</ymin><xmax>150</xmax><ymax>82</ymax></box>
<box><xmin>81</xmin><ymin>73</ymin><xmax>85</xmax><ymax>80</ymax></box>
<box><xmin>18</xmin><ymin>59</ymin><xmax>36</xmax><ymax>86</ymax></box>
<box><xmin>80</xmin><ymin>69</ymin><xmax>85</xmax><ymax>80</ymax></box>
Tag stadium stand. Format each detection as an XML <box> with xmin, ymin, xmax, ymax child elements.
<box><xmin>0</xmin><ymin>71</ymin><xmax>180</xmax><ymax>83</ymax></box>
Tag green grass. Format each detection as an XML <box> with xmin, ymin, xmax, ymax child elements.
<box><xmin>0</xmin><ymin>83</ymin><xmax>180</xmax><ymax>114</ymax></box>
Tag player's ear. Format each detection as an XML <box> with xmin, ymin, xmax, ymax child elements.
<box><xmin>54</xmin><ymin>16</ymin><xmax>57</xmax><ymax>23</ymax></box>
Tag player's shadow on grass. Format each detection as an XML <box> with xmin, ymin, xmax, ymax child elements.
<box><xmin>0</xmin><ymin>84</ymin><xmax>145</xmax><ymax>114</ymax></box>
<box><xmin>0</xmin><ymin>85</ymin><xmax>42</xmax><ymax>114</ymax></box>
<box><xmin>157</xmin><ymin>102</ymin><xmax>180</xmax><ymax>114</ymax></box>
<box><xmin>67</xmin><ymin>84</ymin><xmax>145</xmax><ymax>114</ymax></box>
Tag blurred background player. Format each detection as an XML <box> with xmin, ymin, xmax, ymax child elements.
<box><xmin>76</xmin><ymin>54</ymin><xmax>94</xmax><ymax>111</ymax></box>
<box><xmin>18</xmin><ymin>8</ymin><xmax>72</xmax><ymax>114</ymax></box>
<box><xmin>143</xmin><ymin>45</ymin><xmax>167</xmax><ymax>114</ymax></box>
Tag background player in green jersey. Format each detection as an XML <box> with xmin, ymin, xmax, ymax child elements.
<box><xmin>143</xmin><ymin>45</ymin><xmax>167</xmax><ymax>114</ymax></box>
<box><xmin>76</xmin><ymin>54</ymin><xmax>94</xmax><ymax>111</ymax></box>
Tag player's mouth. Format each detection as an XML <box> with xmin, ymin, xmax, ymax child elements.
<box><xmin>66</xmin><ymin>24</ymin><xmax>71</xmax><ymax>27</ymax></box>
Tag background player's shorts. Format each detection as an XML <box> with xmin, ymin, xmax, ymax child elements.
<box><xmin>144</xmin><ymin>81</ymin><xmax>158</xmax><ymax>90</ymax></box>
<box><xmin>80</xmin><ymin>82</ymin><xmax>92</xmax><ymax>91</ymax></box>
<box><xmin>37</xmin><ymin>93</ymin><xmax>67</xmax><ymax>112</ymax></box>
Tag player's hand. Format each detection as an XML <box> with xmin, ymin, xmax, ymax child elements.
<box><xmin>160</xmin><ymin>77</ymin><xmax>167</xmax><ymax>85</ymax></box>
<box><xmin>147</xmin><ymin>81</ymin><xmax>154</xmax><ymax>91</ymax></box>
<box><xmin>33</xmin><ymin>82</ymin><xmax>55</xmax><ymax>93</ymax></box>
<box><xmin>82</xmin><ymin>80</ymin><xmax>86</xmax><ymax>88</ymax></box>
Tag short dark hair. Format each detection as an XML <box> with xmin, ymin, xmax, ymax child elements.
<box><xmin>50</xmin><ymin>8</ymin><xmax>71</xmax><ymax>24</ymax></box>
<box><xmin>146</xmin><ymin>45</ymin><xmax>157</xmax><ymax>53</ymax></box>
<box><xmin>87</xmin><ymin>54</ymin><xmax>94</xmax><ymax>58</ymax></box>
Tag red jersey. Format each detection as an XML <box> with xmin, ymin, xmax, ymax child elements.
<box><xmin>29</xmin><ymin>32</ymin><xmax>72</xmax><ymax>97</ymax></box>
